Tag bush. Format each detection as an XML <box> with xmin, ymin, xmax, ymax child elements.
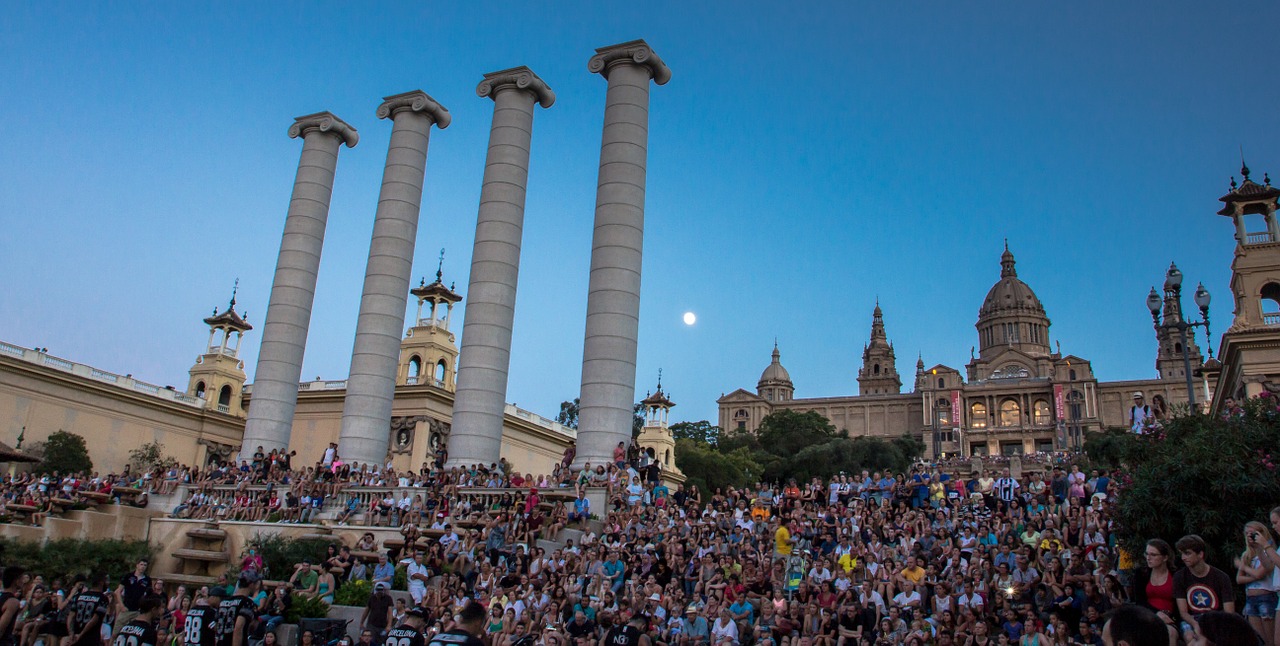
<box><xmin>285</xmin><ymin>593</ymin><xmax>330</xmax><ymax>623</ymax></box>
<box><xmin>128</xmin><ymin>442</ymin><xmax>177</xmax><ymax>472</ymax></box>
<box><xmin>245</xmin><ymin>533</ymin><xmax>337</xmax><ymax>582</ymax></box>
<box><xmin>333</xmin><ymin>578</ymin><xmax>371</xmax><ymax>607</ymax></box>
<box><xmin>1110</xmin><ymin>395</ymin><xmax>1280</xmax><ymax>575</ymax></box>
<box><xmin>39</xmin><ymin>430</ymin><xmax>92</xmax><ymax>475</ymax></box>
<box><xmin>0</xmin><ymin>538</ymin><xmax>151</xmax><ymax>582</ymax></box>
<box><xmin>393</xmin><ymin>565</ymin><xmax>407</xmax><ymax>591</ymax></box>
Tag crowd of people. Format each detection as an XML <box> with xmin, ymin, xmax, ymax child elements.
<box><xmin>0</xmin><ymin>437</ymin><xmax>1278</xmax><ymax>646</ymax></box>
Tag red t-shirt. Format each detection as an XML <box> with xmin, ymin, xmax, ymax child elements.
<box><xmin>1146</xmin><ymin>574</ymin><xmax>1175</xmax><ymax>613</ymax></box>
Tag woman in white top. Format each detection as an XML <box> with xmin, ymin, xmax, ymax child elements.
<box><xmin>1237</xmin><ymin>520</ymin><xmax>1278</xmax><ymax>644</ymax></box>
<box><xmin>711</xmin><ymin>607</ymin><xmax>739</xmax><ymax>645</ymax></box>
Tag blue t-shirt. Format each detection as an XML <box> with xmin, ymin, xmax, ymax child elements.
<box><xmin>729</xmin><ymin>600</ymin><xmax>754</xmax><ymax>623</ymax></box>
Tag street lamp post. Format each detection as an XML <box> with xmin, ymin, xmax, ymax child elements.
<box><xmin>1146</xmin><ymin>263</ymin><xmax>1212</xmax><ymax>411</ymax></box>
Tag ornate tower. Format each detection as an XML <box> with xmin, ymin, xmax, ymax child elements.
<box><xmin>637</xmin><ymin>373</ymin><xmax>682</xmax><ymax>478</ymax></box>
<box><xmin>188</xmin><ymin>284</ymin><xmax>252</xmax><ymax>416</ymax></box>
<box><xmin>757</xmin><ymin>342</ymin><xmax>794</xmax><ymax>402</ymax></box>
<box><xmin>1154</xmin><ymin>262</ymin><xmax>1204</xmax><ymax>380</ymax></box>
<box><xmin>398</xmin><ymin>260</ymin><xmax>463</xmax><ymax>390</ymax></box>
<box><xmin>857</xmin><ymin>302</ymin><xmax>901</xmax><ymax>395</ymax></box>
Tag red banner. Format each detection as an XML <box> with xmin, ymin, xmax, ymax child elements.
<box><xmin>1054</xmin><ymin>384</ymin><xmax>1065</xmax><ymax>420</ymax></box>
<box><xmin>951</xmin><ymin>390</ymin><xmax>961</xmax><ymax>429</ymax></box>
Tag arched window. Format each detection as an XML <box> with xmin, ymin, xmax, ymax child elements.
<box><xmin>218</xmin><ymin>385</ymin><xmax>232</xmax><ymax>407</ymax></box>
<box><xmin>195</xmin><ymin>381</ymin><xmax>206</xmax><ymax>399</ymax></box>
<box><xmin>873</xmin><ymin>363</ymin><xmax>880</xmax><ymax>375</ymax></box>
<box><xmin>999</xmin><ymin>399</ymin><xmax>1021</xmax><ymax>427</ymax></box>
<box><xmin>1262</xmin><ymin>282</ymin><xmax>1280</xmax><ymax>324</ymax></box>
<box><xmin>936</xmin><ymin>398</ymin><xmax>951</xmax><ymax>425</ymax></box>
<box><xmin>937</xmin><ymin>377</ymin><xmax>945</xmax><ymax>389</ymax></box>
<box><xmin>408</xmin><ymin>355</ymin><xmax>422</xmax><ymax>377</ymax></box>
<box><xmin>1174</xmin><ymin>342</ymin><xmax>1183</xmax><ymax>354</ymax></box>
<box><xmin>435</xmin><ymin>360</ymin><xmax>447</xmax><ymax>382</ymax></box>
<box><xmin>1033</xmin><ymin>399</ymin><xmax>1052</xmax><ymax>425</ymax></box>
<box><xmin>1069</xmin><ymin>369</ymin><xmax>1077</xmax><ymax>381</ymax></box>
<box><xmin>970</xmin><ymin>403</ymin><xmax>988</xmax><ymax>429</ymax></box>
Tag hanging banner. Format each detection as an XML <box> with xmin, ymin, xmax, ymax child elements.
<box><xmin>951</xmin><ymin>390</ymin><xmax>961</xmax><ymax>429</ymax></box>
<box><xmin>1053</xmin><ymin>384</ymin><xmax>1065</xmax><ymax>419</ymax></box>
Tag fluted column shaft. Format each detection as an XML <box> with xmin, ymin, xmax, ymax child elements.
<box><xmin>575</xmin><ymin>41</ymin><xmax>671</xmax><ymax>468</ymax></box>
<box><xmin>339</xmin><ymin>92</ymin><xmax>449</xmax><ymax>466</ymax></box>
<box><xmin>242</xmin><ymin>112</ymin><xmax>358</xmax><ymax>454</ymax></box>
<box><xmin>448</xmin><ymin>68</ymin><xmax>555</xmax><ymax>468</ymax></box>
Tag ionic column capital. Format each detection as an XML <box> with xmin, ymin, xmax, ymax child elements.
<box><xmin>477</xmin><ymin>67</ymin><xmax>556</xmax><ymax>108</ymax></box>
<box><xmin>588</xmin><ymin>39</ymin><xmax>671</xmax><ymax>85</ymax></box>
<box><xmin>376</xmin><ymin>90</ymin><xmax>452</xmax><ymax>129</ymax></box>
<box><xmin>288</xmin><ymin>111</ymin><xmax>359</xmax><ymax>147</ymax></box>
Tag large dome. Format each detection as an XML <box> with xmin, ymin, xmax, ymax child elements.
<box><xmin>979</xmin><ymin>246</ymin><xmax>1045</xmax><ymax>318</ymax></box>
<box><xmin>759</xmin><ymin>345</ymin><xmax>791</xmax><ymax>384</ymax></box>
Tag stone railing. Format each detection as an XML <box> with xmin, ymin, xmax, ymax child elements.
<box><xmin>0</xmin><ymin>340</ymin><xmax>204</xmax><ymax>409</ymax></box>
<box><xmin>167</xmin><ymin>484</ymin><xmax>580</xmax><ymax>520</ymax></box>
<box><xmin>1247</xmin><ymin>231</ymin><xmax>1276</xmax><ymax>245</ymax></box>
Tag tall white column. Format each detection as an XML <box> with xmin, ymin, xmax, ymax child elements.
<box><xmin>448</xmin><ymin>68</ymin><xmax>555</xmax><ymax>468</ymax></box>
<box><xmin>242</xmin><ymin>112</ymin><xmax>358</xmax><ymax>454</ymax></box>
<box><xmin>339</xmin><ymin>91</ymin><xmax>450</xmax><ymax>466</ymax></box>
<box><xmin>574</xmin><ymin>41</ymin><xmax>671</xmax><ymax>468</ymax></box>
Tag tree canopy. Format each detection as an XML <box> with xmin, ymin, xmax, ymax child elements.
<box><xmin>39</xmin><ymin>430</ymin><xmax>92</xmax><ymax>474</ymax></box>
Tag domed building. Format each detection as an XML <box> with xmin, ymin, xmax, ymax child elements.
<box><xmin>718</xmin><ymin>244</ymin><xmax>1199</xmax><ymax>458</ymax></box>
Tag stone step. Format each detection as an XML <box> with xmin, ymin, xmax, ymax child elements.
<box><xmin>297</xmin><ymin>533</ymin><xmax>340</xmax><ymax>543</ymax></box>
<box><xmin>559</xmin><ymin>528</ymin><xmax>584</xmax><ymax>543</ymax></box>
<box><xmin>173</xmin><ymin>548</ymin><xmax>230</xmax><ymax>562</ymax></box>
<box><xmin>157</xmin><ymin>573</ymin><xmax>218</xmax><ymax>587</ymax></box>
<box><xmin>186</xmin><ymin>527</ymin><xmax>227</xmax><ymax>540</ymax></box>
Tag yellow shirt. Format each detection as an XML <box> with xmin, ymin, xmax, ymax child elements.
<box><xmin>775</xmin><ymin>526</ymin><xmax>792</xmax><ymax>556</ymax></box>
<box><xmin>838</xmin><ymin>553</ymin><xmax>858</xmax><ymax>573</ymax></box>
<box><xmin>900</xmin><ymin>566</ymin><xmax>925</xmax><ymax>584</ymax></box>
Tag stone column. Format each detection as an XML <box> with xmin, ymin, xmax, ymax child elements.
<box><xmin>338</xmin><ymin>91</ymin><xmax>450</xmax><ymax>466</ymax></box>
<box><xmin>574</xmin><ymin>40</ymin><xmax>671</xmax><ymax>468</ymax></box>
<box><xmin>448</xmin><ymin>68</ymin><xmax>555</xmax><ymax>468</ymax></box>
<box><xmin>242</xmin><ymin>112</ymin><xmax>358</xmax><ymax>454</ymax></box>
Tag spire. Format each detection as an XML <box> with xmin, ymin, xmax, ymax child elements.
<box><xmin>771</xmin><ymin>341</ymin><xmax>781</xmax><ymax>363</ymax></box>
<box><xmin>228</xmin><ymin>278</ymin><xmax>239</xmax><ymax>311</ymax></box>
<box><xmin>916</xmin><ymin>353</ymin><xmax>924</xmax><ymax>373</ymax></box>
<box><xmin>436</xmin><ymin>248</ymin><xmax>445</xmax><ymax>283</ymax></box>
<box><xmin>1000</xmin><ymin>242</ymin><xmax>1017</xmax><ymax>278</ymax></box>
<box><xmin>870</xmin><ymin>302</ymin><xmax>887</xmax><ymax>341</ymax></box>
<box><xmin>656</xmin><ymin>367</ymin><xmax>663</xmax><ymax>392</ymax></box>
<box><xmin>1241</xmin><ymin>146</ymin><xmax>1251</xmax><ymax>181</ymax></box>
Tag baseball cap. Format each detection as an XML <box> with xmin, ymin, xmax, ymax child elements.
<box><xmin>374</xmin><ymin>582</ymin><xmax>388</xmax><ymax>591</ymax></box>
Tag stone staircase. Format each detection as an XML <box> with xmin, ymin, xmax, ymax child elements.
<box><xmin>161</xmin><ymin>522</ymin><xmax>230</xmax><ymax>586</ymax></box>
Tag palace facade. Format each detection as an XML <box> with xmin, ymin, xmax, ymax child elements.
<box><xmin>718</xmin><ymin>244</ymin><xmax>1202</xmax><ymax>458</ymax></box>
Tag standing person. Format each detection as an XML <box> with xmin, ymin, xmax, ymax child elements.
<box><xmin>602</xmin><ymin>613</ymin><xmax>650</xmax><ymax>646</ymax></box>
<box><xmin>115</xmin><ymin>596</ymin><xmax>164</xmax><ymax>646</ymax></box>
<box><xmin>66</xmin><ymin>575</ymin><xmax>112</xmax><ymax>646</ymax></box>
<box><xmin>183</xmin><ymin>589</ymin><xmax>223</xmax><ymax>646</ymax></box>
<box><xmin>427</xmin><ymin>601</ymin><xmax>485</xmax><ymax>646</ymax></box>
<box><xmin>1173</xmin><ymin>535</ymin><xmax>1235</xmax><ymax>635</ymax></box>
<box><xmin>1129</xmin><ymin>393</ymin><xmax>1152</xmax><ymax>434</ymax></box>
<box><xmin>1239</xmin><ymin>521</ymin><xmax>1278</xmax><ymax>646</ymax></box>
<box><xmin>115</xmin><ymin>560</ymin><xmax>152</xmax><ymax>638</ymax></box>
<box><xmin>383</xmin><ymin>608</ymin><xmax>425</xmax><ymax>646</ymax></box>
<box><xmin>361</xmin><ymin>583</ymin><xmax>394</xmax><ymax>641</ymax></box>
<box><xmin>994</xmin><ymin>470</ymin><xmax>1020</xmax><ymax>511</ymax></box>
<box><xmin>0</xmin><ymin>566</ymin><xmax>26</xmax><ymax>646</ymax></box>
<box><xmin>216</xmin><ymin>572</ymin><xmax>260</xmax><ymax>646</ymax></box>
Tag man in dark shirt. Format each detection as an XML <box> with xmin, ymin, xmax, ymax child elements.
<box><xmin>1173</xmin><ymin>534</ymin><xmax>1235</xmax><ymax>634</ymax></box>
<box><xmin>383</xmin><ymin>608</ymin><xmax>425</xmax><ymax>646</ymax></box>
<box><xmin>67</xmin><ymin>575</ymin><xmax>111</xmax><ymax>646</ymax></box>
<box><xmin>115</xmin><ymin>559</ymin><xmax>151</xmax><ymax>638</ymax></box>
<box><xmin>216</xmin><ymin>572</ymin><xmax>261</xmax><ymax>646</ymax></box>
<box><xmin>362</xmin><ymin>583</ymin><xmax>395</xmax><ymax>639</ymax></box>
<box><xmin>184</xmin><ymin>588</ymin><xmax>223</xmax><ymax>646</ymax></box>
<box><xmin>115</xmin><ymin>596</ymin><xmax>164</xmax><ymax>646</ymax></box>
<box><xmin>426</xmin><ymin>600</ymin><xmax>484</xmax><ymax>646</ymax></box>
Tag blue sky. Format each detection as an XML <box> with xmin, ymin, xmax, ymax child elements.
<box><xmin>3</xmin><ymin>2</ymin><xmax>1278</xmax><ymax>427</ymax></box>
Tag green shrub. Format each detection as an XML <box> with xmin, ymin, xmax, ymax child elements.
<box><xmin>245</xmin><ymin>533</ymin><xmax>337</xmax><ymax>581</ymax></box>
<box><xmin>39</xmin><ymin>430</ymin><xmax>92</xmax><ymax>475</ymax></box>
<box><xmin>392</xmin><ymin>565</ymin><xmax>407</xmax><ymax>591</ymax></box>
<box><xmin>285</xmin><ymin>593</ymin><xmax>330</xmax><ymax>623</ymax></box>
<box><xmin>0</xmin><ymin>538</ymin><xmax>151</xmax><ymax>582</ymax></box>
<box><xmin>1110</xmin><ymin>395</ymin><xmax>1280</xmax><ymax>575</ymax></box>
<box><xmin>333</xmin><ymin>578</ymin><xmax>371</xmax><ymax>607</ymax></box>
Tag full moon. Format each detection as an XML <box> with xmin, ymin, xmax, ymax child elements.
<box><xmin>682</xmin><ymin>312</ymin><xmax>697</xmax><ymax>326</ymax></box>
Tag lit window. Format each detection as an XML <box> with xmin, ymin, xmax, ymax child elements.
<box><xmin>999</xmin><ymin>399</ymin><xmax>1021</xmax><ymax>427</ymax></box>
<box><xmin>971</xmin><ymin>403</ymin><xmax>987</xmax><ymax>429</ymax></box>
<box><xmin>1033</xmin><ymin>400</ymin><xmax>1052</xmax><ymax>425</ymax></box>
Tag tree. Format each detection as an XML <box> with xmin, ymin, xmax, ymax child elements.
<box><xmin>632</xmin><ymin>403</ymin><xmax>645</xmax><ymax>439</ymax></box>
<box><xmin>39</xmin><ymin>430</ymin><xmax>92</xmax><ymax>474</ymax></box>
<box><xmin>556</xmin><ymin>398</ymin><xmax>579</xmax><ymax>429</ymax></box>
<box><xmin>674</xmin><ymin>439</ymin><xmax>760</xmax><ymax>493</ymax></box>
<box><xmin>1110</xmin><ymin>395</ymin><xmax>1280</xmax><ymax>576</ymax></box>
<box><xmin>670</xmin><ymin>420</ymin><xmax>721</xmax><ymax>445</ymax></box>
<box><xmin>128</xmin><ymin>441</ymin><xmax>176</xmax><ymax>472</ymax></box>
